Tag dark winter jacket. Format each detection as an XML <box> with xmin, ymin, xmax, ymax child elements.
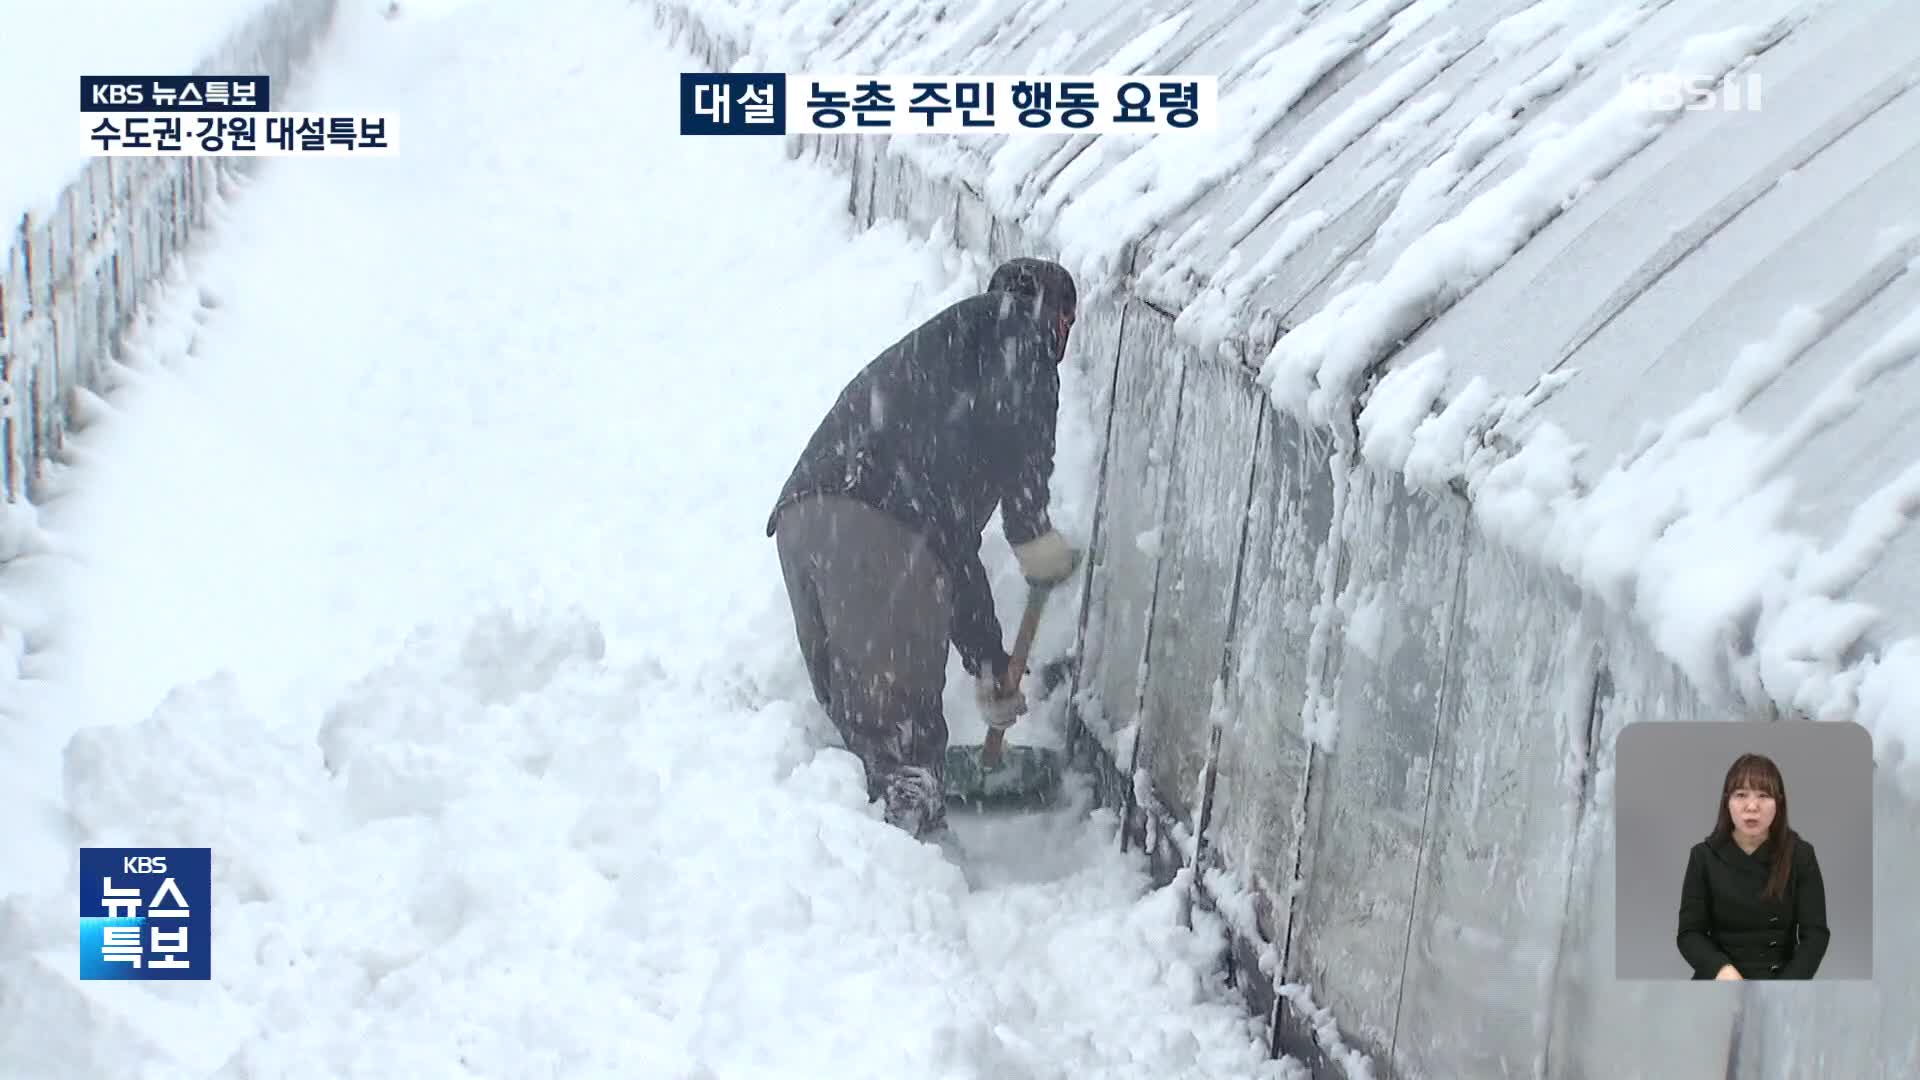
<box><xmin>765</xmin><ymin>289</ymin><xmax>1065</xmax><ymax>678</ymax></box>
<box><xmin>1676</xmin><ymin>832</ymin><xmax>1829</xmax><ymax>979</ymax></box>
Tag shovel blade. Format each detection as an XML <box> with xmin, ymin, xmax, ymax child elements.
<box><xmin>943</xmin><ymin>743</ymin><xmax>1066</xmax><ymax>810</ymax></box>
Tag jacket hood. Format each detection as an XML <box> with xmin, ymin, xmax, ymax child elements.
<box><xmin>987</xmin><ymin>257</ymin><xmax>1078</xmax><ymax>324</ymax></box>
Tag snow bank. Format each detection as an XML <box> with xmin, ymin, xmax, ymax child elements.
<box><xmin>0</xmin><ymin>607</ymin><xmax>1289</xmax><ymax>1078</ymax></box>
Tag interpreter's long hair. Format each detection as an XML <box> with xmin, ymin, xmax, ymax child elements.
<box><xmin>1710</xmin><ymin>752</ymin><xmax>1796</xmax><ymax>902</ymax></box>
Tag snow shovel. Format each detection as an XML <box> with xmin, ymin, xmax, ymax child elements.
<box><xmin>942</xmin><ymin>558</ymin><xmax>1080</xmax><ymax>810</ymax></box>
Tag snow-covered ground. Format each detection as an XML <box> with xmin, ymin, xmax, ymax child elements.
<box><xmin>0</xmin><ymin>1</ymin><xmax>1290</xmax><ymax>1076</ymax></box>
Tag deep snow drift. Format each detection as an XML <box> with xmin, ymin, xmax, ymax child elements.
<box><xmin>0</xmin><ymin>1</ymin><xmax>1289</xmax><ymax>1076</ymax></box>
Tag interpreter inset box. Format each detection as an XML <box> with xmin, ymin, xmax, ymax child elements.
<box><xmin>1614</xmin><ymin>720</ymin><xmax>1872</xmax><ymax>981</ymax></box>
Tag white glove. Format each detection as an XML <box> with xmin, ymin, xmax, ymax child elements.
<box><xmin>975</xmin><ymin>673</ymin><xmax>1028</xmax><ymax>730</ymax></box>
<box><xmin>1013</xmin><ymin>529</ymin><xmax>1080</xmax><ymax>585</ymax></box>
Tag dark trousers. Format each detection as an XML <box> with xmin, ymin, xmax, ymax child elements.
<box><xmin>774</xmin><ymin>494</ymin><xmax>953</xmax><ymax>836</ymax></box>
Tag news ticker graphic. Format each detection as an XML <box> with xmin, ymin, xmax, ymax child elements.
<box><xmin>79</xmin><ymin>847</ymin><xmax>212</xmax><ymax>981</ymax></box>
<box><xmin>85</xmin><ymin>114</ymin><xmax>397</xmax><ymax>156</ymax></box>
<box><xmin>680</xmin><ymin>73</ymin><xmax>1219</xmax><ymax>135</ymax></box>
<box><xmin>81</xmin><ymin>74</ymin><xmax>396</xmax><ymax>156</ymax></box>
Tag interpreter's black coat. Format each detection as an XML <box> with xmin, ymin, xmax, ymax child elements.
<box><xmin>1676</xmin><ymin>832</ymin><xmax>1829</xmax><ymax>979</ymax></box>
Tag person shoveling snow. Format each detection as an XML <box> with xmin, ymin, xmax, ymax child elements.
<box><xmin>765</xmin><ymin>257</ymin><xmax>1084</xmax><ymax>846</ymax></box>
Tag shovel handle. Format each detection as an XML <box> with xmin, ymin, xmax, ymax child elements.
<box><xmin>982</xmin><ymin>582</ymin><xmax>1053</xmax><ymax>767</ymax></box>
<box><xmin>981</xmin><ymin>726</ymin><xmax>1010</xmax><ymax>768</ymax></box>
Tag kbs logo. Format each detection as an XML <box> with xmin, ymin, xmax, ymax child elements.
<box><xmin>78</xmin><ymin>847</ymin><xmax>212</xmax><ymax>980</ymax></box>
<box><xmin>89</xmin><ymin>83</ymin><xmax>145</xmax><ymax>107</ymax></box>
